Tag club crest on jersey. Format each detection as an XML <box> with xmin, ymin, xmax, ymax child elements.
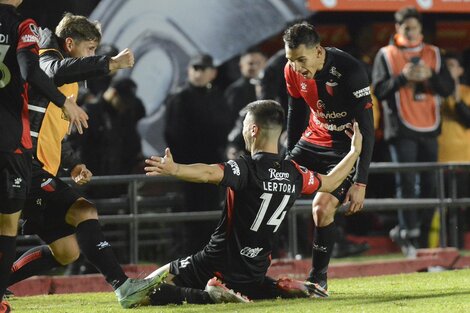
<box><xmin>329</xmin><ymin>66</ymin><xmax>342</xmax><ymax>78</ymax></box>
<box><xmin>317</xmin><ymin>100</ymin><xmax>325</xmax><ymax>110</ymax></box>
<box><xmin>300</xmin><ymin>82</ymin><xmax>307</xmax><ymax>92</ymax></box>
<box><xmin>325</xmin><ymin>80</ymin><xmax>338</xmax><ymax>96</ymax></box>
<box><xmin>269</xmin><ymin>168</ymin><xmax>289</xmax><ymax>181</ymax></box>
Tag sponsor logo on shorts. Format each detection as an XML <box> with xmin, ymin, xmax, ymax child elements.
<box><xmin>353</xmin><ymin>86</ymin><xmax>371</xmax><ymax>98</ymax></box>
<box><xmin>12</xmin><ymin>177</ymin><xmax>22</xmax><ymax>188</ymax></box>
<box><xmin>227</xmin><ymin>160</ymin><xmax>240</xmax><ymax>176</ymax></box>
<box><xmin>240</xmin><ymin>246</ymin><xmax>263</xmax><ymax>258</ymax></box>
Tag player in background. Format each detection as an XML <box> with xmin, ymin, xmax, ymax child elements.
<box><xmin>0</xmin><ymin>1</ymin><xmax>87</xmax><ymax>312</ymax></box>
<box><xmin>6</xmin><ymin>13</ymin><xmax>165</xmax><ymax>309</ymax></box>
<box><xmin>143</xmin><ymin>100</ymin><xmax>362</xmax><ymax>304</ymax></box>
<box><xmin>283</xmin><ymin>22</ymin><xmax>375</xmax><ymax>291</ymax></box>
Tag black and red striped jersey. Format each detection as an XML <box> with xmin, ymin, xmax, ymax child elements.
<box><xmin>0</xmin><ymin>4</ymin><xmax>39</xmax><ymax>152</ymax></box>
<box><xmin>285</xmin><ymin>47</ymin><xmax>372</xmax><ymax>151</ymax></box>
<box><xmin>201</xmin><ymin>152</ymin><xmax>321</xmax><ymax>284</ymax></box>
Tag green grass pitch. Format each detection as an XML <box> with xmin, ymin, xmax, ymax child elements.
<box><xmin>8</xmin><ymin>269</ymin><xmax>470</xmax><ymax>313</ymax></box>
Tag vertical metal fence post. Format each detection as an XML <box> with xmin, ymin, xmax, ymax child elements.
<box><xmin>288</xmin><ymin>208</ymin><xmax>298</xmax><ymax>258</ymax></box>
<box><xmin>128</xmin><ymin>180</ymin><xmax>139</xmax><ymax>264</ymax></box>
<box><xmin>437</xmin><ymin>168</ymin><xmax>447</xmax><ymax>248</ymax></box>
<box><xmin>449</xmin><ymin>167</ymin><xmax>459</xmax><ymax>247</ymax></box>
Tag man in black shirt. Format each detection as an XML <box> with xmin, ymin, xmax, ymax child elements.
<box><xmin>0</xmin><ymin>1</ymin><xmax>87</xmax><ymax>311</ymax></box>
<box><xmin>283</xmin><ymin>22</ymin><xmax>375</xmax><ymax>291</ymax></box>
<box><xmin>144</xmin><ymin>99</ymin><xmax>362</xmax><ymax>304</ymax></box>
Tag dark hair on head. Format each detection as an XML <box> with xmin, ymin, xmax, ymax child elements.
<box><xmin>242</xmin><ymin>100</ymin><xmax>284</xmax><ymax>129</ymax></box>
<box><xmin>55</xmin><ymin>12</ymin><xmax>102</xmax><ymax>43</ymax></box>
<box><xmin>242</xmin><ymin>46</ymin><xmax>264</xmax><ymax>56</ymax></box>
<box><xmin>394</xmin><ymin>6</ymin><xmax>422</xmax><ymax>25</ymax></box>
<box><xmin>283</xmin><ymin>22</ymin><xmax>320</xmax><ymax>49</ymax></box>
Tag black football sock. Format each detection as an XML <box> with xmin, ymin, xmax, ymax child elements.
<box><xmin>0</xmin><ymin>235</ymin><xmax>16</xmax><ymax>298</ymax></box>
<box><xmin>9</xmin><ymin>245</ymin><xmax>61</xmax><ymax>286</ymax></box>
<box><xmin>75</xmin><ymin>219</ymin><xmax>127</xmax><ymax>289</ymax></box>
<box><xmin>308</xmin><ymin>222</ymin><xmax>337</xmax><ymax>286</ymax></box>
<box><xmin>150</xmin><ymin>283</ymin><xmax>213</xmax><ymax>305</ymax></box>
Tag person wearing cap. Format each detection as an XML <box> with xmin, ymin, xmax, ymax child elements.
<box><xmin>78</xmin><ymin>77</ymin><xmax>146</xmax><ymax>177</ymax></box>
<box><xmin>164</xmin><ymin>53</ymin><xmax>231</xmax><ymax>255</ymax></box>
<box><xmin>7</xmin><ymin>13</ymin><xmax>166</xmax><ymax>309</ymax></box>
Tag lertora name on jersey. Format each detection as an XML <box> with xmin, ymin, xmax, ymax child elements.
<box><xmin>262</xmin><ymin>181</ymin><xmax>296</xmax><ymax>193</ymax></box>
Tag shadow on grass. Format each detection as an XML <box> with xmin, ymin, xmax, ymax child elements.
<box><xmin>327</xmin><ymin>288</ymin><xmax>470</xmax><ymax>306</ymax></box>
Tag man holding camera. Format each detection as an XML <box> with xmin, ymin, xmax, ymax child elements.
<box><xmin>371</xmin><ymin>6</ymin><xmax>453</xmax><ymax>257</ymax></box>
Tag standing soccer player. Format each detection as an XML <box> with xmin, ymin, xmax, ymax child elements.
<box><xmin>283</xmin><ymin>22</ymin><xmax>375</xmax><ymax>291</ymax></box>
<box><xmin>0</xmin><ymin>1</ymin><xmax>88</xmax><ymax>312</ymax></box>
<box><xmin>6</xmin><ymin>13</ymin><xmax>166</xmax><ymax>308</ymax></box>
<box><xmin>144</xmin><ymin>100</ymin><xmax>362</xmax><ymax>304</ymax></box>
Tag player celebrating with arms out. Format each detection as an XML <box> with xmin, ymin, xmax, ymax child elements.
<box><xmin>283</xmin><ymin>22</ymin><xmax>375</xmax><ymax>291</ymax></box>
<box><xmin>143</xmin><ymin>100</ymin><xmax>362</xmax><ymax>305</ymax></box>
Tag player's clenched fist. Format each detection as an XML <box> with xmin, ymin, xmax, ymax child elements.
<box><xmin>109</xmin><ymin>48</ymin><xmax>135</xmax><ymax>71</ymax></box>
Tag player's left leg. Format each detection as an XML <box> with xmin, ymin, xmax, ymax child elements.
<box><xmin>0</xmin><ymin>150</ymin><xmax>31</xmax><ymax>307</ymax></box>
<box><xmin>307</xmin><ymin>192</ymin><xmax>340</xmax><ymax>290</ymax></box>
<box><xmin>65</xmin><ymin>198</ymin><xmax>167</xmax><ymax>308</ymax></box>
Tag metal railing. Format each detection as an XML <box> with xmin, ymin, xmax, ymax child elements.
<box><xmin>64</xmin><ymin>162</ymin><xmax>470</xmax><ymax>263</ymax></box>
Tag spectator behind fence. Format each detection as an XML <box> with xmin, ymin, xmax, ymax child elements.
<box><xmin>372</xmin><ymin>6</ymin><xmax>454</xmax><ymax>257</ymax></box>
<box><xmin>225</xmin><ymin>49</ymin><xmax>266</xmax><ymax>159</ymax></box>
<box><xmin>79</xmin><ymin>77</ymin><xmax>146</xmax><ymax>176</ymax></box>
<box><xmin>439</xmin><ymin>53</ymin><xmax>470</xmax><ymax>242</ymax></box>
<box><xmin>164</xmin><ymin>53</ymin><xmax>230</xmax><ymax>255</ymax></box>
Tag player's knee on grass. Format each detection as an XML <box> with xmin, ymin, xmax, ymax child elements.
<box><xmin>65</xmin><ymin>198</ymin><xmax>98</xmax><ymax>227</ymax></box>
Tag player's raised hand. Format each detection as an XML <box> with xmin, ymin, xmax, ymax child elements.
<box><xmin>109</xmin><ymin>48</ymin><xmax>135</xmax><ymax>70</ymax></box>
<box><xmin>345</xmin><ymin>122</ymin><xmax>362</xmax><ymax>155</ymax></box>
<box><xmin>145</xmin><ymin>148</ymin><xmax>179</xmax><ymax>176</ymax></box>
<box><xmin>62</xmin><ymin>95</ymin><xmax>89</xmax><ymax>135</ymax></box>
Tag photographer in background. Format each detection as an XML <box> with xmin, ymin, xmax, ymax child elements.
<box><xmin>371</xmin><ymin>6</ymin><xmax>453</xmax><ymax>257</ymax></box>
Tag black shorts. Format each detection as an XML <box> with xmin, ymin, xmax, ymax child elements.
<box><xmin>0</xmin><ymin>149</ymin><xmax>32</xmax><ymax>213</ymax></box>
<box><xmin>21</xmin><ymin>166</ymin><xmax>82</xmax><ymax>243</ymax></box>
<box><xmin>169</xmin><ymin>251</ymin><xmax>280</xmax><ymax>300</ymax></box>
<box><xmin>288</xmin><ymin>141</ymin><xmax>356</xmax><ymax>202</ymax></box>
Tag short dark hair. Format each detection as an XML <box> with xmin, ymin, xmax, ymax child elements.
<box><xmin>283</xmin><ymin>22</ymin><xmax>320</xmax><ymax>49</ymax></box>
<box><xmin>55</xmin><ymin>13</ymin><xmax>102</xmax><ymax>43</ymax></box>
<box><xmin>243</xmin><ymin>100</ymin><xmax>284</xmax><ymax>129</ymax></box>
<box><xmin>394</xmin><ymin>6</ymin><xmax>422</xmax><ymax>25</ymax></box>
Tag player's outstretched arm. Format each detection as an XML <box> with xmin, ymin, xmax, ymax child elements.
<box><xmin>145</xmin><ymin>148</ymin><xmax>224</xmax><ymax>185</ymax></box>
<box><xmin>318</xmin><ymin>122</ymin><xmax>362</xmax><ymax>193</ymax></box>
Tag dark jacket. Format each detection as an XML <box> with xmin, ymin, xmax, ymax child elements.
<box><xmin>164</xmin><ymin>83</ymin><xmax>230</xmax><ymax>164</ymax></box>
